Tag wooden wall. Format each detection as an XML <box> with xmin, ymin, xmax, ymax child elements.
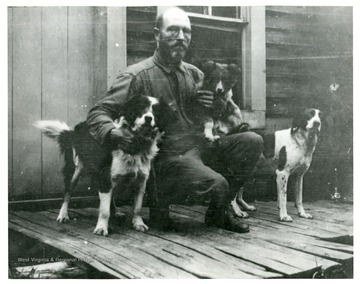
<box><xmin>9</xmin><ymin>7</ymin><xmax>108</xmax><ymax>201</ymax></box>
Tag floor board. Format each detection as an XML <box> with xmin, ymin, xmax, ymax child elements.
<box><xmin>9</xmin><ymin>200</ymin><xmax>353</xmax><ymax>278</ymax></box>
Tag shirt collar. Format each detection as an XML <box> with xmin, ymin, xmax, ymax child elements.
<box><xmin>153</xmin><ymin>49</ymin><xmax>186</xmax><ymax>74</ymax></box>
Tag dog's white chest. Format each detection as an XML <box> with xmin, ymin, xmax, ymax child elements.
<box><xmin>111</xmin><ymin>150</ymin><xmax>151</xmax><ymax>177</ymax></box>
<box><xmin>274</xmin><ymin>129</ymin><xmax>314</xmax><ymax>172</ymax></box>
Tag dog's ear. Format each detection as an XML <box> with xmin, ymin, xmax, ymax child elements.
<box><xmin>227</xmin><ymin>64</ymin><xmax>241</xmax><ymax>77</ymax></box>
<box><xmin>201</xmin><ymin>61</ymin><xmax>217</xmax><ymax>75</ymax></box>
<box><xmin>291</xmin><ymin>111</ymin><xmax>308</xmax><ymax>134</ymax></box>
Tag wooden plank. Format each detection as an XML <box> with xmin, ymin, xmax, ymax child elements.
<box><xmin>11</xmin><ymin>7</ymin><xmax>42</xmax><ymax>198</ymax></box>
<box><xmin>14</xmin><ymin>261</ymin><xmax>87</xmax><ymax>279</ymax></box>
<box><xmin>8</xmin><ymin>7</ymin><xmax>13</xmax><ymax>198</ymax></box>
<box><xmin>10</xmin><ymin>211</ymin><xmax>197</xmax><ymax>279</ymax></box>
<box><xmin>67</xmin><ymin>7</ymin><xmax>97</xmax><ymax>194</ymax></box>
<box><xmin>266</xmin><ymin>28</ymin><xmax>313</xmax><ymax>46</ymax></box>
<box><xmin>9</xmin><ymin>200</ymin><xmax>353</xmax><ymax>278</ymax></box>
<box><xmin>49</xmin><ymin>209</ymin><xmax>264</xmax><ymax>279</ymax></box>
<box><xmin>67</xmin><ymin>7</ymin><xmax>94</xmax><ymax>125</ymax></box>
<box><xmin>10</xmin><ymin>212</ymin><xmax>167</xmax><ymax>279</ymax></box>
<box><xmin>170</xmin><ymin>207</ymin><xmax>344</xmax><ymax>267</ymax></box>
<box><xmin>92</xmin><ymin>7</ymin><xmax>108</xmax><ymax>100</ymax></box>
<box><xmin>41</xmin><ymin>7</ymin><xmax>69</xmax><ymax>196</ymax></box>
<box><xmin>78</xmin><ymin>207</ymin><xmax>337</xmax><ymax>277</ymax></box>
<box><xmin>9</xmin><ymin>218</ymin><xmax>126</xmax><ymax>278</ymax></box>
<box><xmin>107</xmin><ymin>7</ymin><xmax>127</xmax><ymax>90</ymax></box>
<box><xmin>266</xmin><ymin>12</ymin><xmax>314</xmax><ymax>32</ymax></box>
<box><xmin>210</xmin><ymin>204</ymin><xmax>348</xmax><ymax>239</ymax></box>
<box><xmin>253</xmin><ymin>201</ymin><xmax>353</xmax><ymax>235</ymax></box>
<box><xmin>66</xmin><ymin>208</ymin><xmax>281</xmax><ymax>278</ymax></box>
<box><xmin>171</xmin><ymin>204</ymin><xmax>353</xmax><ymax>260</ymax></box>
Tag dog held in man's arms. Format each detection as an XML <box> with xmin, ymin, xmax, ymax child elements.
<box><xmin>35</xmin><ymin>95</ymin><xmax>162</xmax><ymax>236</ymax></box>
<box><xmin>195</xmin><ymin>61</ymin><xmax>250</xmax><ymax>142</ymax></box>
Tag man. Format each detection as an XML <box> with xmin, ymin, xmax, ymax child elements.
<box><xmin>87</xmin><ymin>7</ymin><xmax>263</xmax><ymax>233</ymax></box>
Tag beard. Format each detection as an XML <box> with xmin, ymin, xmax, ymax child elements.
<box><xmin>158</xmin><ymin>39</ymin><xmax>188</xmax><ymax>63</ymax></box>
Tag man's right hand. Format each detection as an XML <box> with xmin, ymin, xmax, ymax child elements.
<box><xmin>109</xmin><ymin>127</ymin><xmax>137</xmax><ymax>153</ymax></box>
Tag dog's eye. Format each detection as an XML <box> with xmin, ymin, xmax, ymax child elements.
<box><xmin>308</xmin><ymin>110</ymin><xmax>316</xmax><ymax>117</ymax></box>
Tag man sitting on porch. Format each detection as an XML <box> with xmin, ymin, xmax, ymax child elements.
<box><xmin>86</xmin><ymin>7</ymin><xmax>263</xmax><ymax>233</ymax></box>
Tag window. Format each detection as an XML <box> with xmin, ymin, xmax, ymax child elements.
<box><xmin>179</xmin><ymin>6</ymin><xmax>241</xmax><ymax>19</ymax></box>
<box><xmin>179</xmin><ymin>6</ymin><xmax>247</xmax><ymax>108</ymax></box>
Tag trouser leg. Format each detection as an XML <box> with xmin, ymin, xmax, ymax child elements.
<box><xmin>202</xmin><ymin>131</ymin><xmax>264</xmax><ymax>199</ymax></box>
<box><xmin>154</xmin><ymin>148</ymin><xmax>230</xmax><ymax>214</ymax></box>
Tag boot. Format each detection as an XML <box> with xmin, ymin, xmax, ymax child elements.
<box><xmin>205</xmin><ymin>204</ymin><xmax>250</xmax><ymax>233</ymax></box>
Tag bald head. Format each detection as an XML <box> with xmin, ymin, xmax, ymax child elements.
<box><xmin>155</xmin><ymin>7</ymin><xmax>190</xmax><ymax>30</ymax></box>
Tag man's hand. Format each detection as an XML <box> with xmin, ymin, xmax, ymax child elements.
<box><xmin>196</xmin><ymin>90</ymin><xmax>214</xmax><ymax>109</ymax></box>
<box><xmin>109</xmin><ymin>127</ymin><xmax>137</xmax><ymax>153</ymax></box>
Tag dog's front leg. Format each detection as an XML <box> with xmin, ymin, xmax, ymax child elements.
<box><xmin>276</xmin><ymin>170</ymin><xmax>292</xmax><ymax>222</ymax></box>
<box><xmin>132</xmin><ymin>177</ymin><xmax>149</xmax><ymax>232</ymax></box>
<box><xmin>294</xmin><ymin>171</ymin><xmax>313</xmax><ymax>219</ymax></box>
<box><xmin>94</xmin><ymin>189</ymin><xmax>113</xmax><ymax>236</ymax></box>
<box><xmin>204</xmin><ymin>120</ymin><xmax>220</xmax><ymax>142</ymax></box>
<box><xmin>231</xmin><ymin>187</ymin><xmax>256</xmax><ymax>218</ymax></box>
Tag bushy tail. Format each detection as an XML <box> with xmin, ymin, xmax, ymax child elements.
<box><xmin>34</xmin><ymin>120</ymin><xmax>73</xmax><ymax>155</ymax></box>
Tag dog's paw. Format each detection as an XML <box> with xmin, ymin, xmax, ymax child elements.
<box><xmin>56</xmin><ymin>214</ymin><xmax>69</xmax><ymax>223</ymax></box>
<box><xmin>299</xmin><ymin>212</ymin><xmax>313</xmax><ymax>219</ymax></box>
<box><xmin>93</xmin><ymin>222</ymin><xmax>109</xmax><ymax>236</ymax></box>
<box><xmin>132</xmin><ymin>217</ymin><xmax>149</xmax><ymax>232</ymax></box>
<box><xmin>231</xmin><ymin>202</ymin><xmax>249</xmax><ymax>218</ymax></box>
<box><xmin>206</xmin><ymin>134</ymin><xmax>220</xmax><ymax>143</ymax></box>
<box><xmin>279</xmin><ymin>215</ymin><xmax>293</xmax><ymax>222</ymax></box>
<box><xmin>93</xmin><ymin>227</ymin><xmax>108</xmax><ymax>236</ymax></box>
<box><xmin>238</xmin><ymin>123</ymin><xmax>250</xmax><ymax>133</ymax></box>
<box><xmin>236</xmin><ymin>211</ymin><xmax>250</xmax><ymax>218</ymax></box>
<box><xmin>245</xmin><ymin>205</ymin><xmax>257</xmax><ymax>212</ymax></box>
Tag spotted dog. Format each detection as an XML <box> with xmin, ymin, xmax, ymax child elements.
<box><xmin>275</xmin><ymin>108</ymin><xmax>322</xmax><ymax>221</ymax></box>
<box><xmin>231</xmin><ymin>109</ymin><xmax>322</xmax><ymax>221</ymax></box>
<box><xmin>35</xmin><ymin>95</ymin><xmax>162</xmax><ymax>235</ymax></box>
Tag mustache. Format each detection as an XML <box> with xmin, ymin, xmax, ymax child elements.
<box><xmin>158</xmin><ymin>38</ymin><xmax>187</xmax><ymax>46</ymax></box>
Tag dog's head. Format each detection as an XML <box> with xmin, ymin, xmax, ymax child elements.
<box><xmin>291</xmin><ymin>108</ymin><xmax>322</xmax><ymax>135</ymax></box>
<box><xmin>200</xmin><ymin>61</ymin><xmax>241</xmax><ymax>97</ymax></box>
<box><xmin>120</xmin><ymin>95</ymin><xmax>159</xmax><ymax>134</ymax></box>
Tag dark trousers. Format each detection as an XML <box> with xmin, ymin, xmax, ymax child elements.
<box><xmin>153</xmin><ymin>132</ymin><xmax>264</xmax><ymax>213</ymax></box>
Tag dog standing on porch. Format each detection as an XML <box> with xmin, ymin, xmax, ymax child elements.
<box><xmin>231</xmin><ymin>108</ymin><xmax>322</xmax><ymax>221</ymax></box>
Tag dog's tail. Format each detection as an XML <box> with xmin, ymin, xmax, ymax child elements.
<box><xmin>34</xmin><ymin>120</ymin><xmax>73</xmax><ymax>155</ymax></box>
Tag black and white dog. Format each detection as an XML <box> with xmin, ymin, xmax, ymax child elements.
<box><xmin>196</xmin><ymin>61</ymin><xmax>249</xmax><ymax>142</ymax></box>
<box><xmin>231</xmin><ymin>108</ymin><xmax>322</xmax><ymax>221</ymax></box>
<box><xmin>35</xmin><ymin>95</ymin><xmax>162</xmax><ymax>235</ymax></box>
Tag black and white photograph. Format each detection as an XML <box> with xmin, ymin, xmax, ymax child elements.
<box><xmin>6</xmin><ymin>0</ymin><xmax>356</xmax><ymax>279</ymax></box>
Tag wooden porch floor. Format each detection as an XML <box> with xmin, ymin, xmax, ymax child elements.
<box><xmin>9</xmin><ymin>200</ymin><xmax>353</xmax><ymax>279</ymax></box>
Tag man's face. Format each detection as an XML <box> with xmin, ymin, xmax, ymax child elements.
<box><xmin>155</xmin><ymin>10</ymin><xmax>191</xmax><ymax>63</ymax></box>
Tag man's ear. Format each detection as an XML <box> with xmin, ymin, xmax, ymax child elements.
<box><xmin>154</xmin><ymin>28</ymin><xmax>160</xmax><ymax>42</ymax></box>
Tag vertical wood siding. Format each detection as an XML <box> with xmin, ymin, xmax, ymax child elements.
<box><xmin>11</xmin><ymin>7</ymin><xmax>43</xmax><ymax>199</ymax></box>
<box><xmin>9</xmin><ymin>7</ymin><xmax>108</xmax><ymax>200</ymax></box>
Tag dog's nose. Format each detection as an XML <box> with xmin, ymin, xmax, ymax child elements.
<box><xmin>144</xmin><ymin>116</ymin><xmax>153</xmax><ymax>124</ymax></box>
<box><xmin>313</xmin><ymin>121</ymin><xmax>321</xmax><ymax>127</ymax></box>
